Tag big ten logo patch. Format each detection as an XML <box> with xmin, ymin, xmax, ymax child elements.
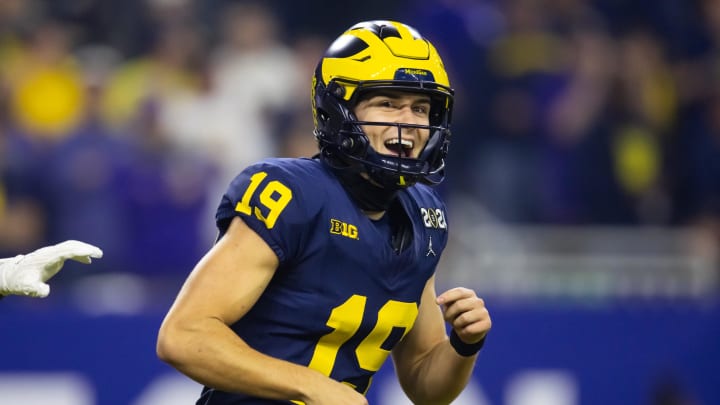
<box><xmin>330</xmin><ymin>219</ymin><xmax>359</xmax><ymax>240</ymax></box>
<box><xmin>420</xmin><ymin>208</ymin><xmax>447</xmax><ymax>229</ymax></box>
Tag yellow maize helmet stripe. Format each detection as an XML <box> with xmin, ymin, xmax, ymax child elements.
<box><xmin>320</xmin><ymin>20</ymin><xmax>450</xmax><ymax>102</ymax></box>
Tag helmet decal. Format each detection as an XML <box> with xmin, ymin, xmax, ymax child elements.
<box><xmin>325</xmin><ymin>35</ymin><xmax>369</xmax><ymax>59</ymax></box>
<box><xmin>394</xmin><ymin>68</ymin><xmax>435</xmax><ymax>82</ymax></box>
<box><xmin>354</xmin><ymin>21</ymin><xmax>403</xmax><ymax>39</ymax></box>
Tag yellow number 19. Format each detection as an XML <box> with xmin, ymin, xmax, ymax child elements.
<box><xmin>234</xmin><ymin>171</ymin><xmax>292</xmax><ymax>229</ymax></box>
<box><xmin>307</xmin><ymin>295</ymin><xmax>418</xmax><ymax>392</ymax></box>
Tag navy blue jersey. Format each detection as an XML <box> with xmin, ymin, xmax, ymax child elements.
<box><xmin>200</xmin><ymin>158</ymin><xmax>449</xmax><ymax>405</ymax></box>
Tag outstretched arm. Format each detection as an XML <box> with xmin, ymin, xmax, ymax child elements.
<box><xmin>0</xmin><ymin>240</ymin><xmax>103</xmax><ymax>297</ymax></box>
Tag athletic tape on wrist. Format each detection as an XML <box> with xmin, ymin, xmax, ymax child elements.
<box><xmin>449</xmin><ymin>330</ymin><xmax>485</xmax><ymax>357</ymax></box>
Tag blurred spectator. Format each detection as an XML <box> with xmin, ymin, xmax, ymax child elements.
<box><xmin>5</xmin><ymin>17</ymin><xmax>85</xmax><ymax>140</ymax></box>
<box><xmin>159</xmin><ymin>1</ymin><xmax>302</xmax><ymax>240</ymax></box>
<box><xmin>272</xmin><ymin>34</ymin><xmax>329</xmax><ymax>159</ymax></box>
<box><xmin>100</xmin><ymin>17</ymin><xmax>201</xmax><ymax>131</ymax></box>
<box><xmin>123</xmin><ymin>100</ymin><xmax>217</xmax><ymax>275</ymax></box>
<box><xmin>165</xmin><ymin>1</ymin><xmax>300</xmax><ymax>181</ymax></box>
<box><xmin>602</xmin><ymin>29</ymin><xmax>675</xmax><ymax>224</ymax></box>
<box><xmin>40</xmin><ymin>45</ymin><xmax>134</xmax><ymax>273</ymax></box>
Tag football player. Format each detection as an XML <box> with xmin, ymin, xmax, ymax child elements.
<box><xmin>0</xmin><ymin>240</ymin><xmax>102</xmax><ymax>298</ymax></box>
<box><xmin>157</xmin><ymin>20</ymin><xmax>491</xmax><ymax>405</ymax></box>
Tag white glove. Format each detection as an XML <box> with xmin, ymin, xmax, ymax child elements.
<box><xmin>0</xmin><ymin>240</ymin><xmax>103</xmax><ymax>298</ymax></box>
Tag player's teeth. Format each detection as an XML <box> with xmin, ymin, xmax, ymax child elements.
<box><xmin>385</xmin><ymin>139</ymin><xmax>413</xmax><ymax>148</ymax></box>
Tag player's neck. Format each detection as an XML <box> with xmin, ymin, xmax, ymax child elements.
<box><xmin>328</xmin><ymin>165</ymin><xmax>399</xmax><ymax>212</ymax></box>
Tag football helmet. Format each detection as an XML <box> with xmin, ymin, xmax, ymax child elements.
<box><xmin>313</xmin><ymin>20</ymin><xmax>454</xmax><ymax>189</ymax></box>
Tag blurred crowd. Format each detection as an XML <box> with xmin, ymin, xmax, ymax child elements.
<box><xmin>1</xmin><ymin>0</ymin><xmax>719</xmax><ymax>277</ymax></box>
<box><xmin>409</xmin><ymin>0</ymin><xmax>720</xmax><ymax>260</ymax></box>
<box><xmin>0</xmin><ymin>0</ymin><xmax>325</xmax><ymax>275</ymax></box>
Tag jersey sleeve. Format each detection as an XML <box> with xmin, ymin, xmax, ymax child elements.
<box><xmin>215</xmin><ymin>160</ymin><xmax>321</xmax><ymax>265</ymax></box>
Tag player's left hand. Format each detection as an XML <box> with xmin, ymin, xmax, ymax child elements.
<box><xmin>437</xmin><ymin>287</ymin><xmax>491</xmax><ymax>344</ymax></box>
<box><xmin>0</xmin><ymin>240</ymin><xmax>103</xmax><ymax>298</ymax></box>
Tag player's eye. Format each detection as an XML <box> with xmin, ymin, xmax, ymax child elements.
<box><xmin>413</xmin><ymin>105</ymin><xmax>430</xmax><ymax>115</ymax></box>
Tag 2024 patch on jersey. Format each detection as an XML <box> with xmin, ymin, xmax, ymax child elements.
<box><xmin>203</xmin><ymin>158</ymin><xmax>449</xmax><ymax>404</ymax></box>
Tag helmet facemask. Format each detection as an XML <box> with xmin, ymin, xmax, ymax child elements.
<box><xmin>315</xmin><ymin>78</ymin><xmax>453</xmax><ymax>190</ymax></box>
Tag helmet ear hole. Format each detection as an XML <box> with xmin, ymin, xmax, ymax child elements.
<box><xmin>341</xmin><ymin>133</ymin><xmax>368</xmax><ymax>155</ymax></box>
<box><xmin>327</xmin><ymin>81</ymin><xmax>346</xmax><ymax>98</ymax></box>
<box><xmin>341</xmin><ymin>137</ymin><xmax>355</xmax><ymax>151</ymax></box>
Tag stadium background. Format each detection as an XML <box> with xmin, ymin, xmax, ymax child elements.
<box><xmin>1</xmin><ymin>0</ymin><xmax>718</xmax><ymax>404</ymax></box>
